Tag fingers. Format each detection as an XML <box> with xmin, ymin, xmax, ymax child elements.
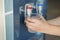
<box><xmin>25</xmin><ymin>20</ymin><xmax>37</xmax><ymax>27</ymax></box>
<box><xmin>26</xmin><ymin>24</ymin><xmax>37</xmax><ymax>32</ymax></box>
<box><xmin>26</xmin><ymin>21</ymin><xmax>36</xmax><ymax>31</ymax></box>
<box><xmin>26</xmin><ymin>18</ymin><xmax>40</xmax><ymax>23</ymax></box>
<box><xmin>26</xmin><ymin>24</ymin><xmax>33</xmax><ymax>29</ymax></box>
<box><xmin>26</xmin><ymin>23</ymin><xmax>42</xmax><ymax>32</ymax></box>
<box><xmin>25</xmin><ymin>18</ymin><xmax>43</xmax><ymax>26</ymax></box>
<box><xmin>26</xmin><ymin>16</ymin><xmax>47</xmax><ymax>23</ymax></box>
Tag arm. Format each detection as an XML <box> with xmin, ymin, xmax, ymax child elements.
<box><xmin>48</xmin><ymin>17</ymin><xmax>60</xmax><ymax>25</ymax></box>
<box><xmin>46</xmin><ymin>17</ymin><xmax>60</xmax><ymax>36</ymax></box>
<box><xmin>26</xmin><ymin>17</ymin><xmax>60</xmax><ymax>36</ymax></box>
<box><xmin>43</xmin><ymin>24</ymin><xmax>60</xmax><ymax>36</ymax></box>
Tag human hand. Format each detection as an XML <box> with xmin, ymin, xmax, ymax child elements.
<box><xmin>25</xmin><ymin>16</ymin><xmax>50</xmax><ymax>33</ymax></box>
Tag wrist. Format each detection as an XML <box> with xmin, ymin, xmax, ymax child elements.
<box><xmin>44</xmin><ymin>24</ymin><xmax>60</xmax><ymax>36</ymax></box>
<box><xmin>40</xmin><ymin>23</ymin><xmax>51</xmax><ymax>33</ymax></box>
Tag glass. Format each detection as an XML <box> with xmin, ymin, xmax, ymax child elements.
<box><xmin>25</xmin><ymin>4</ymin><xmax>42</xmax><ymax>33</ymax></box>
<box><xmin>24</xmin><ymin>0</ymin><xmax>47</xmax><ymax>39</ymax></box>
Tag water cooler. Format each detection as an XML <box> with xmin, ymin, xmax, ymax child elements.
<box><xmin>13</xmin><ymin>0</ymin><xmax>47</xmax><ymax>40</ymax></box>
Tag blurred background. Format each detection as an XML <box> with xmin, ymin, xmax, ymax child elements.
<box><xmin>47</xmin><ymin>0</ymin><xmax>60</xmax><ymax>19</ymax></box>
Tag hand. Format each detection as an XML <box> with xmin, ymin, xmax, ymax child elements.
<box><xmin>25</xmin><ymin>16</ymin><xmax>50</xmax><ymax>33</ymax></box>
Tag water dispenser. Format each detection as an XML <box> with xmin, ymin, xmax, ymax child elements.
<box><xmin>13</xmin><ymin>0</ymin><xmax>47</xmax><ymax>40</ymax></box>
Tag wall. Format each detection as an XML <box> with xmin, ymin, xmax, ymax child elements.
<box><xmin>0</xmin><ymin>0</ymin><xmax>6</xmax><ymax>40</ymax></box>
<box><xmin>47</xmin><ymin>0</ymin><xmax>60</xmax><ymax>20</ymax></box>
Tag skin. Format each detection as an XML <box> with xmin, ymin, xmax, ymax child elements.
<box><xmin>25</xmin><ymin>16</ymin><xmax>60</xmax><ymax>36</ymax></box>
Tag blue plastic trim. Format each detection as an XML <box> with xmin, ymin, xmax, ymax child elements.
<box><xmin>37</xmin><ymin>4</ymin><xmax>44</xmax><ymax>6</ymax></box>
